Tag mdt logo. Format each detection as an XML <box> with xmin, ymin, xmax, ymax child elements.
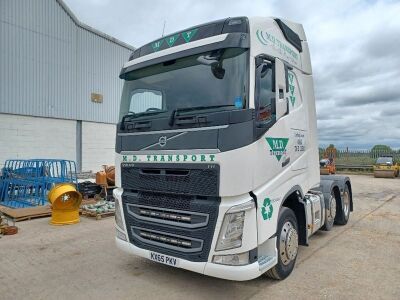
<box><xmin>265</xmin><ymin>137</ymin><xmax>289</xmax><ymax>162</ymax></box>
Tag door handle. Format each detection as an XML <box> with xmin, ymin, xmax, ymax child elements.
<box><xmin>279</xmin><ymin>88</ymin><xmax>285</xmax><ymax>99</ymax></box>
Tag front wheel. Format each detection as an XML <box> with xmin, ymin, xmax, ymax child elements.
<box><xmin>266</xmin><ymin>207</ymin><xmax>299</xmax><ymax>280</ymax></box>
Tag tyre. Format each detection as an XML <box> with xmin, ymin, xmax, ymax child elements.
<box><xmin>266</xmin><ymin>207</ymin><xmax>298</xmax><ymax>280</ymax></box>
<box><xmin>335</xmin><ymin>185</ymin><xmax>351</xmax><ymax>225</ymax></box>
<box><xmin>322</xmin><ymin>191</ymin><xmax>336</xmax><ymax>231</ymax></box>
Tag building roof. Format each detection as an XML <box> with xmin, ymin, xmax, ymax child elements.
<box><xmin>56</xmin><ymin>0</ymin><xmax>135</xmax><ymax>51</ymax></box>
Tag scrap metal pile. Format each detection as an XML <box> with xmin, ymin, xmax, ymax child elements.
<box><xmin>78</xmin><ymin>181</ymin><xmax>102</xmax><ymax>199</ymax></box>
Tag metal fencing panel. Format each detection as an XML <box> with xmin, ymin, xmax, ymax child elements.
<box><xmin>0</xmin><ymin>159</ymin><xmax>77</xmax><ymax>208</ymax></box>
<box><xmin>319</xmin><ymin>149</ymin><xmax>400</xmax><ymax>165</ymax></box>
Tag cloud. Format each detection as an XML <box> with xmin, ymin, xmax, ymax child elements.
<box><xmin>380</xmin><ymin>108</ymin><xmax>400</xmax><ymax>117</ymax></box>
<box><xmin>64</xmin><ymin>0</ymin><xmax>400</xmax><ymax>149</ymax></box>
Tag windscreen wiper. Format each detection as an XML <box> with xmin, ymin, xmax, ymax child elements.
<box><xmin>120</xmin><ymin>110</ymin><xmax>167</xmax><ymax>130</ymax></box>
<box><xmin>169</xmin><ymin>104</ymin><xmax>235</xmax><ymax>126</ymax></box>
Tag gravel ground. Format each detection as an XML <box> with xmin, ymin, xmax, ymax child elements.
<box><xmin>1</xmin><ymin>174</ymin><xmax>399</xmax><ymax>300</ymax></box>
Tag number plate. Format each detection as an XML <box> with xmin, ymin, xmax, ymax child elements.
<box><xmin>149</xmin><ymin>252</ymin><xmax>179</xmax><ymax>267</ymax></box>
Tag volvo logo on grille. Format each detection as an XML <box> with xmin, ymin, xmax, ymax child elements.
<box><xmin>159</xmin><ymin>136</ymin><xmax>167</xmax><ymax>147</ymax></box>
<box><xmin>140</xmin><ymin>132</ymin><xmax>187</xmax><ymax>150</ymax></box>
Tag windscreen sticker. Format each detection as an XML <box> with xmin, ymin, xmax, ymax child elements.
<box><xmin>234</xmin><ymin>96</ymin><xmax>243</xmax><ymax>108</ymax></box>
<box><xmin>288</xmin><ymin>71</ymin><xmax>296</xmax><ymax>107</ymax></box>
<box><xmin>265</xmin><ymin>137</ymin><xmax>289</xmax><ymax>162</ymax></box>
<box><xmin>122</xmin><ymin>154</ymin><xmax>216</xmax><ymax>163</ymax></box>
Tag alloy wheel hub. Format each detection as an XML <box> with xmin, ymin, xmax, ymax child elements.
<box><xmin>280</xmin><ymin>221</ymin><xmax>299</xmax><ymax>265</ymax></box>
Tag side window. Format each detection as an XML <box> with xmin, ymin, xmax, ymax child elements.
<box><xmin>256</xmin><ymin>63</ymin><xmax>275</xmax><ymax>122</ymax></box>
<box><xmin>129</xmin><ymin>89</ymin><xmax>163</xmax><ymax>113</ymax></box>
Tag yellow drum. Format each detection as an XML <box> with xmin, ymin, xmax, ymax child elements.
<box><xmin>373</xmin><ymin>156</ymin><xmax>399</xmax><ymax>178</ymax></box>
<box><xmin>48</xmin><ymin>183</ymin><xmax>82</xmax><ymax>225</ymax></box>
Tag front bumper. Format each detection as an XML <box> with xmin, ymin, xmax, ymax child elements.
<box><xmin>116</xmin><ymin>237</ymin><xmax>266</xmax><ymax>281</ymax></box>
<box><xmin>114</xmin><ymin>186</ymin><xmax>277</xmax><ymax>281</ymax></box>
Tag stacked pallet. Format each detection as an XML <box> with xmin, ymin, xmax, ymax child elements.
<box><xmin>81</xmin><ymin>200</ymin><xmax>115</xmax><ymax>220</ymax></box>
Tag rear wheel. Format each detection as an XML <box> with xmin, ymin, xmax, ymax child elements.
<box><xmin>266</xmin><ymin>207</ymin><xmax>298</xmax><ymax>280</ymax></box>
<box><xmin>322</xmin><ymin>191</ymin><xmax>336</xmax><ymax>231</ymax></box>
<box><xmin>335</xmin><ymin>185</ymin><xmax>350</xmax><ymax>225</ymax></box>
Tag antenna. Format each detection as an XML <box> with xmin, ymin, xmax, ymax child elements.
<box><xmin>161</xmin><ymin>20</ymin><xmax>166</xmax><ymax>37</ymax></box>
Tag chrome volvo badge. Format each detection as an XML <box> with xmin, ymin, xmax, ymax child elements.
<box><xmin>159</xmin><ymin>136</ymin><xmax>167</xmax><ymax>147</ymax></box>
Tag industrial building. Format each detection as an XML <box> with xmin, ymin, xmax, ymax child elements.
<box><xmin>0</xmin><ymin>0</ymin><xmax>134</xmax><ymax>172</ymax></box>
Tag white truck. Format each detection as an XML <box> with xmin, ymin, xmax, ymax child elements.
<box><xmin>113</xmin><ymin>17</ymin><xmax>353</xmax><ymax>281</ymax></box>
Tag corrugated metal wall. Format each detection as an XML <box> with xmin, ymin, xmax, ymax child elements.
<box><xmin>0</xmin><ymin>0</ymin><xmax>133</xmax><ymax>124</ymax></box>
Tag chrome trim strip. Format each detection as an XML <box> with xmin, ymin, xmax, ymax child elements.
<box><xmin>130</xmin><ymin>226</ymin><xmax>203</xmax><ymax>253</ymax></box>
<box><xmin>227</xmin><ymin>200</ymin><xmax>256</xmax><ymax>214</ymax></box>
<box><xmin>120</xmin><ymin>149</ymin><xmax>220</xmax><ymax>155</ymax></box>
<box><xmin>126</xmin><ymin>203</ymin><xmax>209</xmax><ymax>229</ymax></box>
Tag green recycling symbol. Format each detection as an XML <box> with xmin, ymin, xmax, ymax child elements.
<box><xmin>261</xmin><ymin>198</ymin><xmax>273</xmax><ymax>220</ymax></box>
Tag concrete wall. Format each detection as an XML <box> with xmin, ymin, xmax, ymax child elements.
<box><xmin>82</xmin><ymin>121</ymin><xmax>116</xmax><ymax>172</ymax></box>
<box><xmin>0</xmin><ymin>113</ymin><xmax>76</xmax><ymax>168</ymax></box>
<box><xmin>0</xmin><ymin>113</ymin><xmax>116</xmax><ymax>172</ymax></box>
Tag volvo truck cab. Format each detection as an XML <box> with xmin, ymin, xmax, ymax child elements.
<box><xmin>113</xmin><ymin>17</ymin><xmax>353</xmax><ymax>281</ymax></box>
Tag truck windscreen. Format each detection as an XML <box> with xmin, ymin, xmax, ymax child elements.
<box><xmin>119</xmin><ymin>48</ymin><xmax>249</xmax><ymax>121</ymax></box>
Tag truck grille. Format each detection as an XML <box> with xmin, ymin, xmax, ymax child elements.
<box><xmin>121</xmin><ymin>163</ymin><xmax>219</xmax><ymax>196</ymax></box>
<box><xmin>122</xmin><ymin>188</ymin><xmax>220</xmax><ymax>262</ymax></box>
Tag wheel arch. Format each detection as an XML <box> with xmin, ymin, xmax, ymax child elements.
<box><xmin>321</xmin><ymin>175</ymin><xmax>353</xmax><ymax>213</ymax></box>
<box><xmin>280</xmin><ymin>185</ymin><xmax>308</xmax><ymax>246</ymax></box>
<box><xmin>345</xmin><ymin>180</ymin><xmax>353</xmax><ymax>212</ymax></box>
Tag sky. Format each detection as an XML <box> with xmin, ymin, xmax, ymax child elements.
<box><xmin>64</xmin><ymin>0</ymin><xmax>400</xmax><ymax>149</ymax></box>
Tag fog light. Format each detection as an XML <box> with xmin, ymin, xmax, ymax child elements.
<box><xmin>116</xmin><ymin>228</ymin><xmax>127</xmax><ymax>241</ymax></box>
<box><xmin>213</xmin><ymin>252</ymin><xmax>250</xmax><ymax>266</ymax></box>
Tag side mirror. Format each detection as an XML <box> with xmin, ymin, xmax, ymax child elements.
<box><xmin>275</xmin><ymin>59</ymin><xmax>288</xmax><ymax>120</ymax></box>
<box><xmin>211</xmin><ymin>64</ymin><xmax>225</xmax><ymax>79</ymax></box>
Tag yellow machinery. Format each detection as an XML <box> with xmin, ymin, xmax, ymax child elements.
<box><xmin>48</xmin><ymin>183</ymin><xmax>82</xmax><ymax>225</ymax></box>
<box><xmin>320</xmin><ymin>145</ymin><xmax>337</xmax><ymax>175</ymax></box>
<box><xmin>96</xmin><ymin>165</ymin><xmax>116</xmax><ymax>200</ymax></box>
<box><xmin>373</xmin><ymin>156</ymin><xmax>399</xmax><ymax>178</ymax></box>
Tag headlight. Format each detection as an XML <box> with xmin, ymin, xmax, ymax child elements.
<box><xmin>215</xmin><ymin>200</ymin><xmax>255</xmax><ymax>251</ymax></box>
<box><xmin>114</xmin><ymin>197</ymin><xmax>124</xmax><ymax>230</ymax></box>
<box><xmin>213</xmin><ymin>251</ymin><xmax>250</xmax><ymax>266</ymax></box>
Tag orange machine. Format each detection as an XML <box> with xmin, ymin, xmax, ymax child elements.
<box><xmin>320</xmin><ymin>146</ymin><xmax>337</xmax><ymax>175</ymax></box>
<box><xmin>96</xmin><ymin>165</ymin><xmax>116</xmax><ymax>200</ymax></box>
<box><xmin>96</xmin><ymin>165</ymin><xmax>115</xmax><ymax>187</ymax></box>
